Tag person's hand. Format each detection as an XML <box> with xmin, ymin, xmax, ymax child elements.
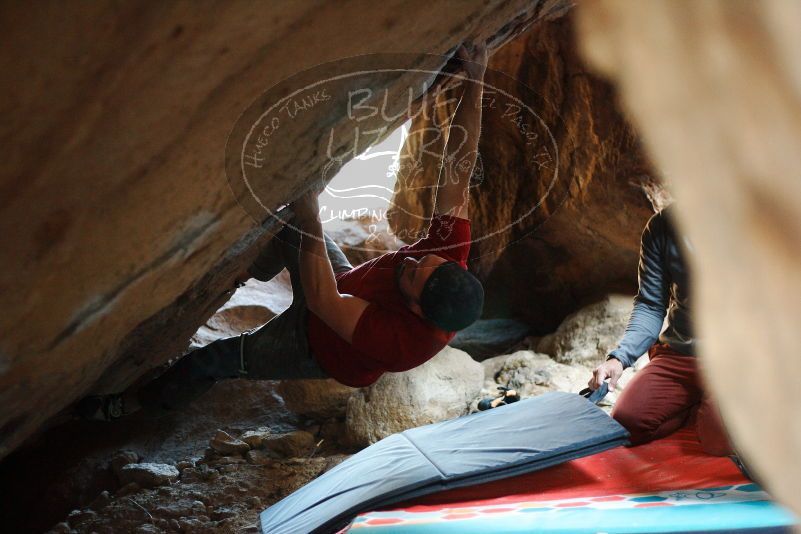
<box><xmin>457</xmin><ymin>41</ymin><xmax>488</xmax><ymax>81</ymax></box>
<box><xmin>291</xmin><ymin>189</ymin><xmax>321</xmax><ymax>225</ymax></box>
<box><xmin>588</xmin><ymin>358</ymin><xmax>624</xmax><ymax>392</ymax></box>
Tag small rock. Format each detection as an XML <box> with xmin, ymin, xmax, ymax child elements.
<box><xmin>110</xmin><ymin>449</ymin><xmax>140</xmax><ymax>480</ymax></box>
<box><xmin>119</xmin><ymin>463</ymin><xmax>180</xmax><ymax>488</ymax></box>
<box><xmin>240</xmin><ymin>428</ymin><xmax>271</xmax><ymax>449</ymax></box>
<box><xmin>176</xmin><ymin>459</ymin><xmax>195</xmax><ymax>471</ymax></box>
<box><xmin>205</xmin><ymin>456</ymin><xmax>248</xmax><ymax>467</ymax></box>
<box><xmin>116</xmin><ymin>481</ymin><xmax>141</xmax><ymax>496</ymax></box>
<box><xmin>210</xmin><ymin>429</ymin><xmax>250</xmax><ymax>455</ymax></box>
<box><xmin>48</xmin><ymin>522</ymin><xmax>71</xmax><ymax>534</ymax></box>
<box><xmin>66</xmin><ymin>508</ymin><xmax>97</xmax><ymax>526</ymax></box>
<box><xmin>180</xmin><ymin>465</ymin><xmax>218</xmax><ymax>483</ymax></box>
<box><xmin>178</xmin><ymin>517</ymin><xmax>207</xmax><ymax>533</ymax></box>
<box><xmin>245</xmin><ymin>496</ymin><xmax>262</xmax><ymax>508</ymax></box>
<box><xmin>263</xmin><ymin>430</ymin><xmax>316</xmax><ymax>458</ymax></box>
<box><xmin>89</xmin><ymin>490</ymin><xmax>111</xmax><ymax>510</ymax></box>
<box><xmin>134</xmin><ymin>524</ymin><xmax>163</xmax><ymax>534</ymax></box>
<box><xmin>245</xmin><ymin>449</ymin><xmax>273</xmax><ymax>465</ymax></box>
<box><xmin>210</xmin><ymin>506</ymin><xmax>237</xmax><ymax>520</ymax></box>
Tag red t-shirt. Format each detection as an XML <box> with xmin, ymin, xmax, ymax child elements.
<box><xmin>307</xmin><ymin>215</ymin><xmax>471</xmax><ymax>387</ymax></box>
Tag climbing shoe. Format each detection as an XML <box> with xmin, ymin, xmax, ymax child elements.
<box><xmin>478</xmin><ymin>386</ymin><xmax>521</xmax><ymax>411</ymax></box>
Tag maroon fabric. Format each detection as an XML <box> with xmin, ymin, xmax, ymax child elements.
<box><xmin>612</xmin><ymin>344</ymin><xmax>733</xmax><ymax>455</ymax></box>
<box><xmin>308</xmin><ymin>215</ymin><xmax>471</xmax><ymax>387</ymax></box>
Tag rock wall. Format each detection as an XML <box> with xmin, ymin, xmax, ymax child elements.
<box><xmin>388</xmin><ymin>14</ymin><xmax>659</xmax><ymax>332</ymax></box>
<box><xmin>0</xmin><ymin>0</ymin><xmax>557</xmax><ymax>459</ymax></box>
<box><xmin>576</xmin><ymin>0</ymin><xmax>801</xmax><ymax>515</ymax></box>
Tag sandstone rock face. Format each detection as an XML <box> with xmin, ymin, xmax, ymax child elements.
<box><xmin>388</xmin><ymin>14</ymin><xmax>658</xmax><ymax>332</ymax></box>
<box><xmin>537</xmin><ymin>294</ymin><xmax>637</xmax><ymax>367</ymax></box>
<box><xmin>346</xmin><ymin>347</ymin><xmax>483</xmax><ymax>446</ymax></box>
<box><xmin>577</xmin><ymin>0</ymin><xmax>801</xmax><ymax>514</ymax></box>
<box><xmin>0</xmin><ymin>0</ymin><xmax>550</xmax><ymax>458</ymax></box>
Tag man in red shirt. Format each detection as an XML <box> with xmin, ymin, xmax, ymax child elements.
<box><xmin>79</xmin><ymin>43</ymin><xmax>487</xmax><ymax>420</ymax></box>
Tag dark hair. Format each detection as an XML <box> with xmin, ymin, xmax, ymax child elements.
<box><xmin>419</xmin><ymin>262</ymin><xmax>484</xmax><ymax>331</ymax></box>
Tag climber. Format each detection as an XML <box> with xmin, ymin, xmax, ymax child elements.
<box><xmin>586</xmin><ymin>205</ymin><xmax>732</xmax><ymax>455</ymax></box>
<box><xmin>78</xmin><ymin>42</ymin><xmax>487</xmax><ymax>421</ymax></box>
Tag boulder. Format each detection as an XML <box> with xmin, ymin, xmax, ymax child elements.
<box><xmin>276</xmin><ymin>379</ymin><xmax>356</xmax><ymax>421</ymax></box>
<box><xmin>577</xmin><ymin>0</ymin><xmax>801</xmax><ymax>512</ymax></box>
<box><xmin>536</xmin><ymin>295</ymin><xmax>636</xmax><ymax>368</ymax></box>
<box><xmin>118</xmin><ymin>463</ymin><xmax>179</xmax><ymax>489</ymax></box>
<box><xmin>346</xmin><ymin>347</ymin><xmax>484</xmax><ymax>446</ymax></box>
<box><xmin>449</xmin><ymin>318</ymin><xmax>532</xmax><ymax>361</ymax></box>
<box><xmin>0</xmin><ymin>0</ymin><xmax>546</xmax><ymax>459</ymax></box>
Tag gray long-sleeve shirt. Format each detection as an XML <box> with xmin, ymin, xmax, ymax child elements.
<box><xmin>608</xmin><ymin>207</ymin><xmax>695</xmax><ymax>369</ymax></box>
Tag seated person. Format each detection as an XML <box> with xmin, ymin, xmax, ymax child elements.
<box><xmin>587</xmin><ymin>206</ymin><xmax>732</xmax><ymax>456</ymax></box>
<box><xmin>80</xmin><ymin>43</ymin><xmax>488</xmax><ymax>420</ymax></box>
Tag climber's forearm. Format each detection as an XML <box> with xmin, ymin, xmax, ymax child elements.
<box><xmin>433</xmin><ymin>81</ymin><xmax>483</xmax><ymax>219</ymax></box>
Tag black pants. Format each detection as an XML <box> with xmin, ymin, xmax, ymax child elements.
<box><xmin>137</xmin><ymin>225</ymin><xmax>352</xmax><ymax>415</ymax></box>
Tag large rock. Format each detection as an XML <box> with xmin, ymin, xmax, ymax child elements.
<box><xmin>478</xmin><ymin>349</ymin><xmax>643</xmax><ymax>412</ymax></box>
<box><xmin>481</xmin><ymin>351</ymin><xmax>587</xmax><ymax>398</ymax></box>
<box><xmin>388</xmin><ymin>14</ymin><xmax>659</xmax><ymax>333</ymax></box>
<box><xmin>0</xmin><ymin>0</ymin><xmax>549</xmax><ymax>458</ymax></box>
<box><xmin>346</xmin><ymin>347</ymin><xmax>483</xmax><ymax>446</ymax></box>
<box><xmin>537</xmin><ymin>294</ymin><xmax>637</xmax><ymax>368</ymax></box>
<box><xmin>577</xmin><ymin>0</ymin><xmax>801</xmax><ymax>513</ymax></box>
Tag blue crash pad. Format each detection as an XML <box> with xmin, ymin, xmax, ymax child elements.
<box><xmin>260</xmin><ymin>391</ymin><xmax>629</xmax><ymax>534</ymax></box>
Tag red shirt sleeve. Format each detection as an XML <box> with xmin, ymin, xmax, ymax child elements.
<box><xmin>401</xmin><ymin>214</ymin><xmax>471</xmax><ymax>266</ymax></box>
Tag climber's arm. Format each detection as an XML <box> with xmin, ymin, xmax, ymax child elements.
<box><xmin>295</xmin><ymin>191</ymin><xmax>368</xmax><ymax>344</ymax></box>
<box><xmin>433</xmin><ymin>43</ymin><xmax>488</xmax><ymax>221</ymax></box>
